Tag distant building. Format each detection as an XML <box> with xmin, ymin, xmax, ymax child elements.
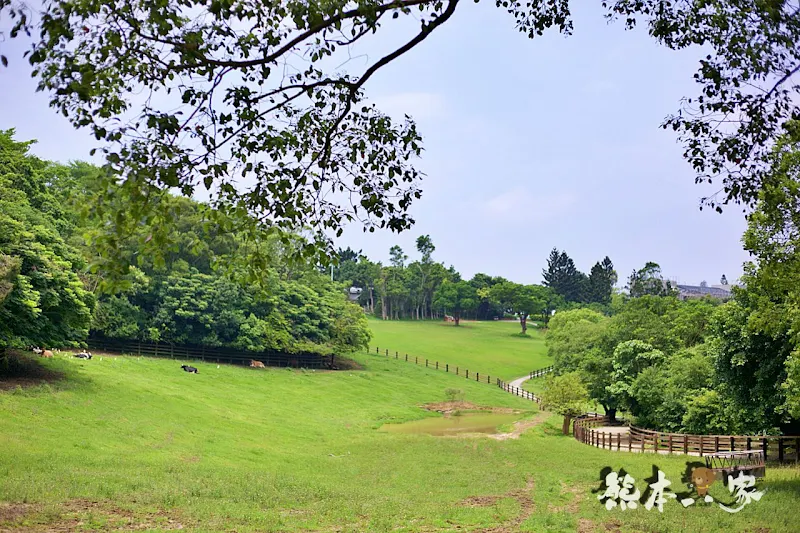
<box><xmin>675</xmin><ymin>284</ymin><xmax>732</xmax><ymax>301</ymax></box>
<box><xmin>347</xmin><ymin>287</ymin><xmax>363</xmax><ymax>302</ymax></box>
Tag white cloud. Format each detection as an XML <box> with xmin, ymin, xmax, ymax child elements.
<box><xmin>371</xmin><ymin>92</ymin><xmax>445</xmax><ymax>121</ymax></box>
<box><xmin>483</xmin><ymin>188</ymin><xmax>576</xmax><ymax>221</ymax></box>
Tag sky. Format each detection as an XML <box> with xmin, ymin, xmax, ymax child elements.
<box><xmin>0</xmin><ymin>2</ymin><xmax>752</xmax><ymax>287</ymax></box>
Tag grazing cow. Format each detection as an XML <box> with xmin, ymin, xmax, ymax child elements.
<box><xmin>250</xmin><ymin>360</ymin><xmax>266</xmax><ymax>368</ymax></box>
<box><xmin>31</xmin><ymin>346</ymin><xmax>43</xmax><ymax>355</ymax></box>
<box><xmin>181</xmin><ymin>365</ymin><xmax>199</xmax><ymax>374</ymax></box>
<box><xmin>41</xmin><ymin>349</ymin><xmax>53</xmax><ymax>358</ymax></box>
<box><xmin>75</xmin><ymin>351</ymin><xmax>92</xmax><ymax>360</ymax></box>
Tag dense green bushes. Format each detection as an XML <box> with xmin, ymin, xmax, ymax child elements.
<box><xmin>548</xmin><ymin>292</ymin><xmax>798</xmax><ymax>435</ymax></box>
<box><xmin>0</xmin><ymin>130</ymin><xmax>370</xmax><ymax>355</ymax></box>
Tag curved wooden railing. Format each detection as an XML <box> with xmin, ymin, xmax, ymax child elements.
<box><xmin>573</xmin><ymin>414</ymin><xmax>800</xmax><ymax>464</ymax></box>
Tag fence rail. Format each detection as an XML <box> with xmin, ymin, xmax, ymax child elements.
<box><xmin>496</xmin><ymin>379</ymin><xmax>541</xmax><ymax>403</ymax></box>
<box><xmin>87</xmin><ymin>337</ymin><xmax>327</xmax><ymax>369</ymax></box>
<box><xmin>529</xmin><ymin>366</ymin><xmax>553</xmax><ymax>379</ymax></box>
<box><xmin>369</xmin><ymin>346</ymin><xmax>551</xmax><ymax>403</ymax></box>
<box><xmin>573</xmin><ymin>413</ymin><xmax>800</xmax><ymax>464</ymax></box>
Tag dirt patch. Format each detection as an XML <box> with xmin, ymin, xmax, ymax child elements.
<box><xmin>0</xmin><ymin>503</ymin><xmax>34</xmax><ymax>524</ymax></box>
<box><xmin>0</xmin><ymin>351</ymin><xmax>64</xmax><ymax>391</ymax></box>
<box><xmin>328</xmin><ymin>356</ymin><xmax>363</xmax><ymax>371</ymax></box>
<box><xmin>460</xmin><ymin>495</ymin><xmax>501</xmax><ymax>507</ymax></box>
<box><xmin>603</xmin><ymin>519</ymin><xmax>622</xmax><ymax>532</ymax></box>
<box><xmin>487</xmin><ymin>412</ymin><xmax>549</xmax><ymax>441</ymax></box>
<box><xmin>460</xmin><ymin>477</ymin><xmax>535</xmax><ymax>533</ymax></box>
<box><xmin>547</xmin><ymin>481</ymin><xmax>585</xmax><ymax>513</ymax></box>
<box><xmin>423</xmin><ymin>401</ymin><xmax>521</xmax><ymax>415</ymax></box>
<box><xmin>0</xmin><ymin>499</ymin><xmax>187</xmax><ymax>532</ymax></box>
<box><xmin>577</xmin><ymin>518</ymin><xmax>598</xmax><ymax>533</ymax></box>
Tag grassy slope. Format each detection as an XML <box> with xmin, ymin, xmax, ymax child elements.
<box><xmin>1</xmin><ymin>352</ymin><xmax>799</xmax><ymax>532</ymax></box>
<box><xmin>368</xmin><ymin>319</ymin><xmax>551</xmax><ymax>380</ymax></box>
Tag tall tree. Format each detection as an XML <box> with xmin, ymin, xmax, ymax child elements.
<box><xmin>415</xmin><ymin>235</ymin><xmax>436</xmax><ymax>319</ymax></box>
<box><xmin>489</xmin><ymin>282</ymin><xmax>545</xmax><ymax>335</ymax></box>
<box><xmin>432</xmin><ymin>280</ymin><xmax>476</xmax><ymax>326</ymax></box>
<box><xmin>0</xmin><ymin>131</ymin><xmax>94</xmax><ymax>349</ymax></box>
<box><xmin>587</xmin><ymin>256</ymin><xmax>617</xmax><ymax>305</ymax></box>
<box><xmin>627</xmin><ymin>262</ymin><xmax>675</xmax><ymax>298</ymax></box>
<box><xmin>542</xmin><ymin>248</ymin><xmax>586</xmax><ymax>302</ymax></box>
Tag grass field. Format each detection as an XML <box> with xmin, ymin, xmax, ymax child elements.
<box><xmin>2</xmin><ymin>348</ymin><xmax>799</xmax><ymax>532</ymax></box>
<box><xmin>368</xmin><ymin>319</ymin><xmax>551</xmax><ymax>380</ymax></box>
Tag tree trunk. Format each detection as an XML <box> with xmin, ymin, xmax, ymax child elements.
<box><xmin>380</xmin><ymin>294</ymin><xmax>387</xmax><ymax>320</ymax></box>
<box><xmin>455</xmin><ymin>312</ymin><xmax>460</xmax><ymax>326</ymax></box>
<box><xmin>520</xmin><ymin>314</ymin><xmax>528</xmax><ymax>335</ymax></box>
<box><xmin>606</xmin><ymin>407</ymin><xmax>617</xmax><ymax>424</ymax></box>
<box><xmin>562</xmin><ymin>415</ymin><xmax>572</xmax><ymax>435</ymax></box>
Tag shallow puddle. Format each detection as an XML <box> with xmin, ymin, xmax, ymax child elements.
<box><xmin>379</xmin><ymin>412</ymin><xmax>520</xmax><ymax>436</ymax></box>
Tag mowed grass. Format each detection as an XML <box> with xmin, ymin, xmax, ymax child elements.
<box><xmin>368</xmin><ymin>319</ymin><xmax>551</xmax><ymax>380</ymax></box>
<box><xmin>2</xmin><ymin>351</ymin><xmax>799</xmax><ymax>532</ymax></box>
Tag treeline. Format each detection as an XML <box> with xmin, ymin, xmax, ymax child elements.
<box><xmin>0</xmin><ymin>130</ymin><xmax>370</xmax><ymax>356</ymax></box>
<box><xmin>546</xmin><ymin>123</ymin><xmax>800</xmax><ymax>437</ymax></box>
<box><xmin>333</xmin><ymin>242</ymin><xmax>620</xmax><ymax>331</ymax></box>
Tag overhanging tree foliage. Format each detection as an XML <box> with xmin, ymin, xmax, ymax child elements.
<box><xmin>1</xmin><ymin>0</ymin><xmax>798</xmax><ymax>273</ymax></box>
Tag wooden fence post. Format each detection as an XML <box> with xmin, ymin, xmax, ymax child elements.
<box><xmin>446</xmin><ymin>364</ymin><xmax>449</xmax><ymax>372</ymax></box>
<box><xmin>699</xmin><ymin>436</ymin><xmax>704</xmax><ymax>456</ymax></box>
<box><xmin>385</xmin><ymin>349</ymin><xmax>389</xmax><ymax>356</ymax></box>
<box><xmin>654</xmin><ymin>433</ymin><xmax>658</xmax><ymax>454</ymax></box>
<box><xmin>405</xmin><ymin>354</ymin><xmax>408</xmax><ymax>361</ymax></box>
<box><xmin>684</xmin><ymin>435</ymin><xmax>688</xmax><ymax>455</ymax></box>
<box><xmin>436</xmin><ymin>361</ymin><xmax>439</xmax><ymax>370</ymax></box>
<box><xmin>668</xmin><ymin>434</ymin><xmax>673</xmax><ymax>454</ymax></box>
<box><xmin>730</xmin><ymin>436</ymin><xmax>735</xmax><ymax>452</ymax></box>
<box><xmin>714</xmin><ymin>436</ymin><xmax>720</xmax><ymax>453</ymax></box>
<box><xmin>762</xmin><ymin>438</ymin><xmax>768</xmax><ymax>460</ymax></box>
<box><xmin>466</xmin><ymin>369</ymin><xmax>469</xmax><ymax>379</ymax></box>
<box><xmin>415</xmin><ymin>357</ymin><xmax>418</xmax><ymax>364</ymax></box>
<box><xmin>396</xmin><ymin>351</ymin><xmax>398</xmax><ymax>358</ymax></box>
<box><xmin>779</xmin><ymin>439</ymin><xmax>785</xmax><ymax>463</ymax></box>
<box><xmin>476</xmin><ymin>372</ymin><xmax>479</xmax><ymax>381</ymax></box>
<box><xmin>426</xmin><ymin>359</ymin><xmax>428</xmax><ymax>367</ymax></box>
<box><xmin>376</xmin><ymin>347</ymin><xmax>379</xmax><ymax>354</ymax></box>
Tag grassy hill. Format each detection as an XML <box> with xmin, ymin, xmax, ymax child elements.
<box><xmin>367</xmin><ymin>319</ymin><xmax>551</xmax><ymax>380</ymax></box>
<box><xmin>1</xmin><ymin>351</ymin><xmax>799</xmax><ymax>532</ymax></box>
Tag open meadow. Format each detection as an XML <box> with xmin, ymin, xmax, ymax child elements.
<box><xmin>2</xmin><ymin>339</ymin><xmax>799</xmax><ymax>532</ymax></box>
<box><xmin>367</xmin><ymin>319</ymin><xmax>551</xmax><ymax>381</ymax></box>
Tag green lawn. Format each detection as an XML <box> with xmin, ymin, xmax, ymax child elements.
<box><xmin>368</xmin><ymin>319</ymin><xmax>551</xmax><ymax>380</ymax></box>
<box><xmin>1</xmin><ymin>351</ymin><xmax>798</xmax><ymax>532</ymax></box>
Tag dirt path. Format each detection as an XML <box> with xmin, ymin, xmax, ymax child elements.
<box><xmin>508</xmin><ymin>374</ymin><xmax>532</xmax><ymax>390</ymax></box>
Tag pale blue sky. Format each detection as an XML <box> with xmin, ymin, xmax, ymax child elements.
<box><xmin>0</xmin><ymin>2</ymin><xmax>750</xmax><ymax>286</ymax></box>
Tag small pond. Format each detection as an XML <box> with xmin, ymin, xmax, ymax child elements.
<box><xmin>379</xmin><ymin>412</ymin><xmax>520</xmax><ymax>436</ymax></box>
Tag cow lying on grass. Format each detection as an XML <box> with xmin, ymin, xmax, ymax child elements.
<box><xmin>30</xmin><ymin>347</ymin><xmax>53</xmax><ymax>358</ymax></box>
<box><xmin>250</xmin><ymin>360</ymin><xmax>265</xmax><ymax>368</ymax></box>
<box><xmin>75</xmin><ymin>351</ymin><xmax>92</xmax><ymax>360</ymax></box>
<box><xmin>181</xmin><ymin>365</ymin><xmax>198</xmax><ymax>374</ymax></box>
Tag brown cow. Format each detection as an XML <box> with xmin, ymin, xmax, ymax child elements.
<box><xmin>250</xmin><ymin>360</ymin><xmax>266</xmax><ymax>368</ymax></box>
<box><xmin>41</xmin><ymin>349</ymin><xmax>53</xmax><ymax>358</ymax></box>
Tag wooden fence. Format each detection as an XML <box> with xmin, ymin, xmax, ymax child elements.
<box><xmin>370</xmin><ymin>346</ymin><xmax>551</xmax><ymax>404</ymax></box>
<box><xmin>497</xmin><ymin>379</ymin><xmax>541</xmax><ymax>403</ymax></box>
<box><xmin>87</xmin><ymin>337</ymin><xmax>327</xmax><ymax>369</ymax></box>
<box><xmin>529</xmin><ymin>366</ymin><xmax>553</xmax><ymax>379</ymax></box>
<box><xmin>371</xmin><ymin>346</ymin><xmax>498</xmax><ymax>385</ymax></box>
<box><xmin>573</xmin><ymin>413</ymin><xmax>800</xmax><ymax>464</ymax></box>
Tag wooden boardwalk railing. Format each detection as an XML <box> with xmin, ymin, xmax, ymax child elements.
<box><xmin>573</xmin><ymin>413</ymin><xmax>800</xmax><ymax>464</ymax></box>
